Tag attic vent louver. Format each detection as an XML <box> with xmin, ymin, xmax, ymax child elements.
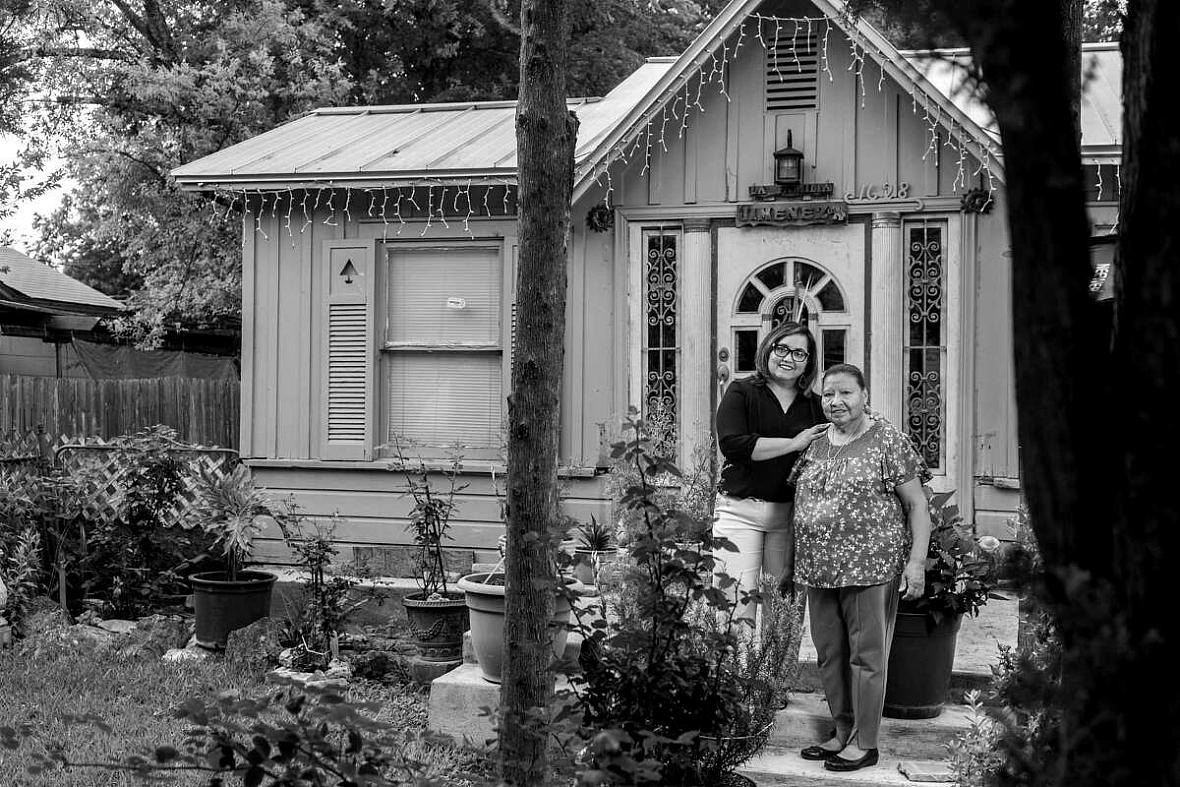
<box><xmin>766</xmin><ymin>31</ymin><xmax>819</xmax><ymax>111</ymax></box>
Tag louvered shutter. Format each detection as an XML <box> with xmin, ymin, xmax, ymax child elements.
<box><xmin>320</xmin><ymin>241</ymin><xmax>375</xmax><ymax>460</ymax></box>
<box><xmin>766</xmin><ymin>30</ymin><xmax>819</xmax><ymax>111</ymax></box>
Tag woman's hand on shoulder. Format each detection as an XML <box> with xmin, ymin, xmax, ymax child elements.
<box><xmin>899</xmin><ymin>558</ymin><xmax>926</xmax><ymax>601</ymax></box>
<box><xmin>790</xmin><ymin>423</ymin><xmax>830</xmax><ymax>453</ymax></box>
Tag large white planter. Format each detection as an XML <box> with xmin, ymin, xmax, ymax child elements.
<box><xmin>457</xmin><ymin>572</ymin><xmax>580</xmax><ymax>684</ymax></box>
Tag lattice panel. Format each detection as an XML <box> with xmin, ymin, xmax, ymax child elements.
<box><xmin>53</xmin><ymin>441</ymin><xmax>240</xmax><ymax>531</ymax></box>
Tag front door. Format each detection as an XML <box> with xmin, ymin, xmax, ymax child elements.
<box><xmin>715</xmin><ymin>224</ymin><xmax>865</xmax><ymax>395</ymax></box>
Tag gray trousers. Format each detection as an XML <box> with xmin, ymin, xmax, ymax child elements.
<box><xmin>807</xmin><ymin>582</ymin><xmax>899</xmax><ymax>750</ymax></box>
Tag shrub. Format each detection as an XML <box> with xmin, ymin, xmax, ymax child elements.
<box><xmin>903</xmin><ymin>488</ymin><xmax>1004</xmax><ymax>624</ymax></box>
<box><xmin>0</xmin><ymin>527</ymin><xmax>43</xmax><ymax>635</ymax></box>
<box><xmin>568</xmin><ymin>413</ymin><xmax>769</xmax><ymax>785</ymax></box>
<box><xmin>79</xmin><ymin>428</ymin><xmax>216</xmax><ymax>617</ymax></box>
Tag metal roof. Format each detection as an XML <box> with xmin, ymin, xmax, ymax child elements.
<box><xmin>171</xmin><ymin>60</ymin><xmax>673</xmax><ymax>190</ymax></box>
<box><xmin>0</xmin><ymin>246</ymin><xmax>122</xmax><ymax>312</ymax></box>
<box><xmin>902</xmin><ymin>42</ymin><xmax>1122</xmax><ymax>164</ymax></box>
<box><xmin>172</xmin><ymin>0</ymin><xmax>1124</xmax><ymax>193</ymax></box>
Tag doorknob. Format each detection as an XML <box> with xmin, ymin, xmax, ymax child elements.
<box><xmin>717</xmin><ymin>347</ymin><xmax>730</xmax><ymax>386</ymax></box>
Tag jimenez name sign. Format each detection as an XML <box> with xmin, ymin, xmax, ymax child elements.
<box><xmin>736</xmin><ymin>200</ymin><xmax>848</xmax><ymax>227</ymax></box>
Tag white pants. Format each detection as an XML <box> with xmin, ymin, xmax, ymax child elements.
<box><xmin>712</xmin><ymin>495</ymin><xmax>792</xmax><ymax>622</ymax></box>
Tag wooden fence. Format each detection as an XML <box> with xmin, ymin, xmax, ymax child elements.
<box><xmin>0</xmin><ymin>374</ymin><xmax>240</xmax><ymax>450</ymax></box>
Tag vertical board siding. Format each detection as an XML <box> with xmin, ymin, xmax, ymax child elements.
<box><xmin>0</xmin><ymin>374</ymin><xmax>240</xmax><ymax>449</ymax></box>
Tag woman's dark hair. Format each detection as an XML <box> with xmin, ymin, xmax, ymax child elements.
<box><xmin>822</xmin><ymin>363</ymin><xmax>867</xmax><ymax>390</ymax></box>
<box><xmin>753</xmin><ymin>322</ymin><xmax>818</xmax><ymax>392</ymax></box>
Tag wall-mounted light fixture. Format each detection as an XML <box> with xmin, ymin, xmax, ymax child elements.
<box><xmin>773</xmin><ymin>130</ymin><xmax>805</xmax><ymax>187</ymax></box>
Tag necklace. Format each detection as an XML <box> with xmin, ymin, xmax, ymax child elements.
<box><xmin>823</xmin><ymin>420</ymin><xmax>868</xmax><ymax>463</ymax></box>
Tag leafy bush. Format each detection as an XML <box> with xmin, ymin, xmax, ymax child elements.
<box><xmin>568</xmin><ymin>413</ymin><xmax>769</xmax><ymax>785</ymax></box>
<box><xmin>903</xmin><ymin>488</ymin><xmax>1004</xmax><ymax>624</ymax></box>
<box><xmin>603</xmin><ymin>407</ymin><xmax>717</xmax><ymax>547</ymax></box>
<box><xmin>0</xmin><ymin>527</ymin><xmax>42</xmax><ymax>635</ymax></box>
<box><xmin>947</xmin><ymin>504</ymin><xmax>1064</xmax><ymax>787</ymax></box>
<box><xmin>79</xmin><ymin>428</ymin><xmax>216</xmax><ymax>616</ymax></box>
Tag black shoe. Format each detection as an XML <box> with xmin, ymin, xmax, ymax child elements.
<box><xmin>800</xmin><ymin>744</ymin><xmax>840</xmax><ymax>761</ymax></box>
<box><xmin>823</xmin><ymin>749</ymin><xmax>879</xmax><ymax>771</ymax></box>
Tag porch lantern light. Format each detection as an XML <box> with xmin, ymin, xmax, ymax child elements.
<box><xmin>773</xmin><ymin>130</ymin><xmax>804</xmax><ymax>186</ymax></box>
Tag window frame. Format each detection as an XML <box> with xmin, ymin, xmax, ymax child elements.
<box><xmin>375</xmin><ymin>239</ymin><xmax>510</xmax><ymax>460</ymax></box>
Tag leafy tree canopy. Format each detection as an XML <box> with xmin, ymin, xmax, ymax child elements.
<box><xmin>4</xmin><ymin>0</ymin><xmax>720</xmax><ymax>345</ymax></box>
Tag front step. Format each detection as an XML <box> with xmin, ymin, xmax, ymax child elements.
<box><xmin>771</xmin><ymin>692</ymin><xmax>971</xmax><ymax>761</ymax></box>
<box><xmin>740</xmin><ymin>751</ymin><xmax>953</xmax><ymax>786</ymax></box>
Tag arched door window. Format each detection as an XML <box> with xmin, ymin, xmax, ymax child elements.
<box><xmin>728</xmin><ymin>258</ymin><xmax>850</xmax><ymax>387</ymax></box>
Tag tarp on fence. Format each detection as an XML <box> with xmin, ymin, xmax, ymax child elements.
<box><xmin>73</xmin><ymin>340</ymin><xmax>238</xmax><ymax>380</ymax></box>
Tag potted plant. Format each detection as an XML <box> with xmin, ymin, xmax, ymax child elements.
<box><xmin>572</xmin><ymin>515</ymin><xmax>619</xmax><ymax>586</ymax></box>
<box><xmin>391</xmin><ymin>444</ymin><xmax>469</xmax><ymax>663</ymax></box>
<box><xmin>457</xmin><ymin>566</ymin><xmax>580</xmax><ymax>684</ymax></box>
<box><xmin>884</xmin><ymin>488</ymin><xmax>1003</xmax><ymax>718</ymax></box>
<box><xmin>189</xmin><ymin>464</ymin><xmax>279</xmax><ymax>650</ymax></box>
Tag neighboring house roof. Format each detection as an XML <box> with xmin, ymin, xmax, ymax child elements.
<box><xmin>170</xmin><ymin>60</ymin><xmax>672</xmax><ymax>190</ymax></box>
<box><xmin>0</xmin><ymin>246</ymin><xmax>122</xmax><ymax>314</ymax></box>
<box><xmin>172</xmin><ymin>0</ymin><xmax>1122</xmax><ymax>195</ymax></box>
<box><xmin>901</xmin><ymin>42</ymin><xmax>1121</xmax><ymax>164</ymax></box>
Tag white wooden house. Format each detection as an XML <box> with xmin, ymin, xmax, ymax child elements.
<box><xmin>172</xmin><ymin>0</ymin><xmax>1121</xmax><ymax>564</ymax></box>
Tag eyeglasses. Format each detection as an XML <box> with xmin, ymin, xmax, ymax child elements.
<box><xmin>771</xmin><ymin>345</ymin><xmax>810</xmax><ymax>362</ymax></box>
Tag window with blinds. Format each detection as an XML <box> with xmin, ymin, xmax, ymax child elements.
<box><xmin>382</xmin><ymin>244</ymin><xmax>504</xmax><ymax>452</ymax></box>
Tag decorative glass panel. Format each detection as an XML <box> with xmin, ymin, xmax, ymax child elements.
<box><xmin>735</xmin><ymin>329</ymin><xmax>759</xmax><ymax>373</ymax></box>
<box><xmin>757</xmin><ymin>262</ymin><xmax>786</xmax><ymax>291</ymax></box>
<box><xmin>771</xmin><ymin>295</ymin><xmax>808</xmax><ymax>328</ymax></box>
<box><xmin>817</xmin><ymin>280</ymin><xmax>845</xmax><ymax>312</ymax></box>
<box><xmin>793</xmin><ymin>261</ymin><xmax>824</xmax><ymax>289</ymax></box>
<box><xmin>644</xmin><ymin>231</ymin><xmax>679</xmax><ymax>424</ymax></box>
<box><xmin>737</xmin><ymin>282</ymin><xmax>764</xmax><ymax>313</ymax></box>
<box><xmin>821</xmin><ymin>329</ymin><xmax>846</xmax><ymax>371</ymax></box>
<box><xmin>904</xmin><ymin>222</ymin><xmax>945</xmax><ymax>469</ymax></box>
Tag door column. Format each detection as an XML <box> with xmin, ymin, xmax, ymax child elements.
<box><xmin>680</xmin><ymin>218</ymin><xmax>713</xmax><ymax>470</ymax></box>
<box><xmin>869</xmin><ymin>211</ymin><xmax>905</xmax><ymax>427</ymax></box>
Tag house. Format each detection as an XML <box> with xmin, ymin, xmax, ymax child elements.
<box><xmin>171</xmin><ymin>0</ymin><xmax>1121</xmax><ymax>564</ymax></box>
<box><xmin>0</xmin><ymin>246</ymin><xmax>122</xmax><ymax>377</ymax></box>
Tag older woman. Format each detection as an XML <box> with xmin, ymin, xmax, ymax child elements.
<box><xmin>781</xmin><ymin>363</ymin><xmax>931</xmax><ymax>772</ymax></box>
<box><xmin>713</xmin><ymin>321</ymin><xmax>830</xmax><ymax>622</ymax></box>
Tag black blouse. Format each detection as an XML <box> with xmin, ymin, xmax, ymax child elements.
<box><xmin>716</xmin><ymin>377</ymin><xmax>826</xmax><ymax>503</ymax></box>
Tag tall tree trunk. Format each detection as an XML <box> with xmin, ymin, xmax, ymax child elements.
<box><xmin>500</xmin><ymin>0</ymin><xmax>577</xmax><ymax>784</ymax></box>
<box><xmin>949</xmin><ymin>0</ymin><xmax>1180</xmax><ymax>782</ymax></box>
<box><xmin>1061</xmin><ymin>0</ymin><xmax>1083</xmax><ymax>142</ymax></box>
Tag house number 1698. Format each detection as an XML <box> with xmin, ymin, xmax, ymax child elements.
<box><xmin>844</xmin><ymin>182</ymin><xmax>910</xmax><ymax>201</ymax></box>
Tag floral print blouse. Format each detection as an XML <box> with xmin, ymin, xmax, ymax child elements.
<box><xmin>788</xmin><ymin>420</ymin><xmax>931</xmax><ymax>588</ymax></box>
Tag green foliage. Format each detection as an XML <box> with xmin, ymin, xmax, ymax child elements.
<box><xmin>78</xmin><ymin>428</ymin><xmax>210</xmax><ymax>617</ymax></box>
<box><xmin>576</xmin><ymin>514</ymin><xmax>616</xmax><ymax>552</ymax></box>
<box><xmin>903</xmin><ymin>488</ymin><xmax>1003</xmax><ymax>624</ymax></box>
<box><xmin>283</xmin><ymin>519</ymin><xmax>385</xmax><ymax>666</ymax></box>
<box><xmin>191</xmin><ymin>463</ymin><xmax>275</xmax><ymax>580</ymax></box>
<box><xmin>0</xmin><ymin>527</ymin><xmax>43</xmax><ymax>635</ymax></box>
<box><xmin>24</xmin><ymin>0</ymin><xmax>354</xmax><ymax>344</ymax></box>
<box><xmin>604</xmin><ymin>406</ymin><xmax>718</xmax><ymax>548</ymax></box>
<box><xmin>386</xmin><ymin>438</ymin><xmax>466</xmax><ymax>599</ymax></box>
<box><xmin>567</xmin><ymin>413</ymin><xmax>770</xmax><ymax>785</ymax></box>
<box><xmin>10</xmin><ymin>0</ymin><xmax>721</xmax><ymax>342</ymax></box>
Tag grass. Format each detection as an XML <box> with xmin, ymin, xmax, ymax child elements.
<box><xmin>0</xmin><ymin>638</ymin><xmax>493</xmax><ymax>786</ymax></box>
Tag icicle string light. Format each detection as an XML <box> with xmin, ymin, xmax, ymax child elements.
<box><xmin>203</xmin><ymin>12</ymin><xmax>1008</xmax><ymax>239</ymax></box>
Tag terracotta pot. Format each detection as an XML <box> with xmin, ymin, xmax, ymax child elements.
<box><xmin>883</xmin><ymin>610</ymin><xmax>963</xmax><ymax>719</ymax></box>
<box><xmin>401</xmin><ymin>591</ymin><xmax>468</xmax><ymax>662</ymax></box>
<box><xmin>190</xmin><ymin>570</ymin><xmax>277</xmax><ymax>650</ymax></box>
<box><xmin>457</xmin><ymin>572</ymin><xmax>579</xmax><ymax>683</ymax></box>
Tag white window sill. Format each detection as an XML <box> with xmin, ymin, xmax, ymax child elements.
<box><xmin>244</xmin><ymin>457</ymin><xmax>599</xmax><ymax>478</ymax></box>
